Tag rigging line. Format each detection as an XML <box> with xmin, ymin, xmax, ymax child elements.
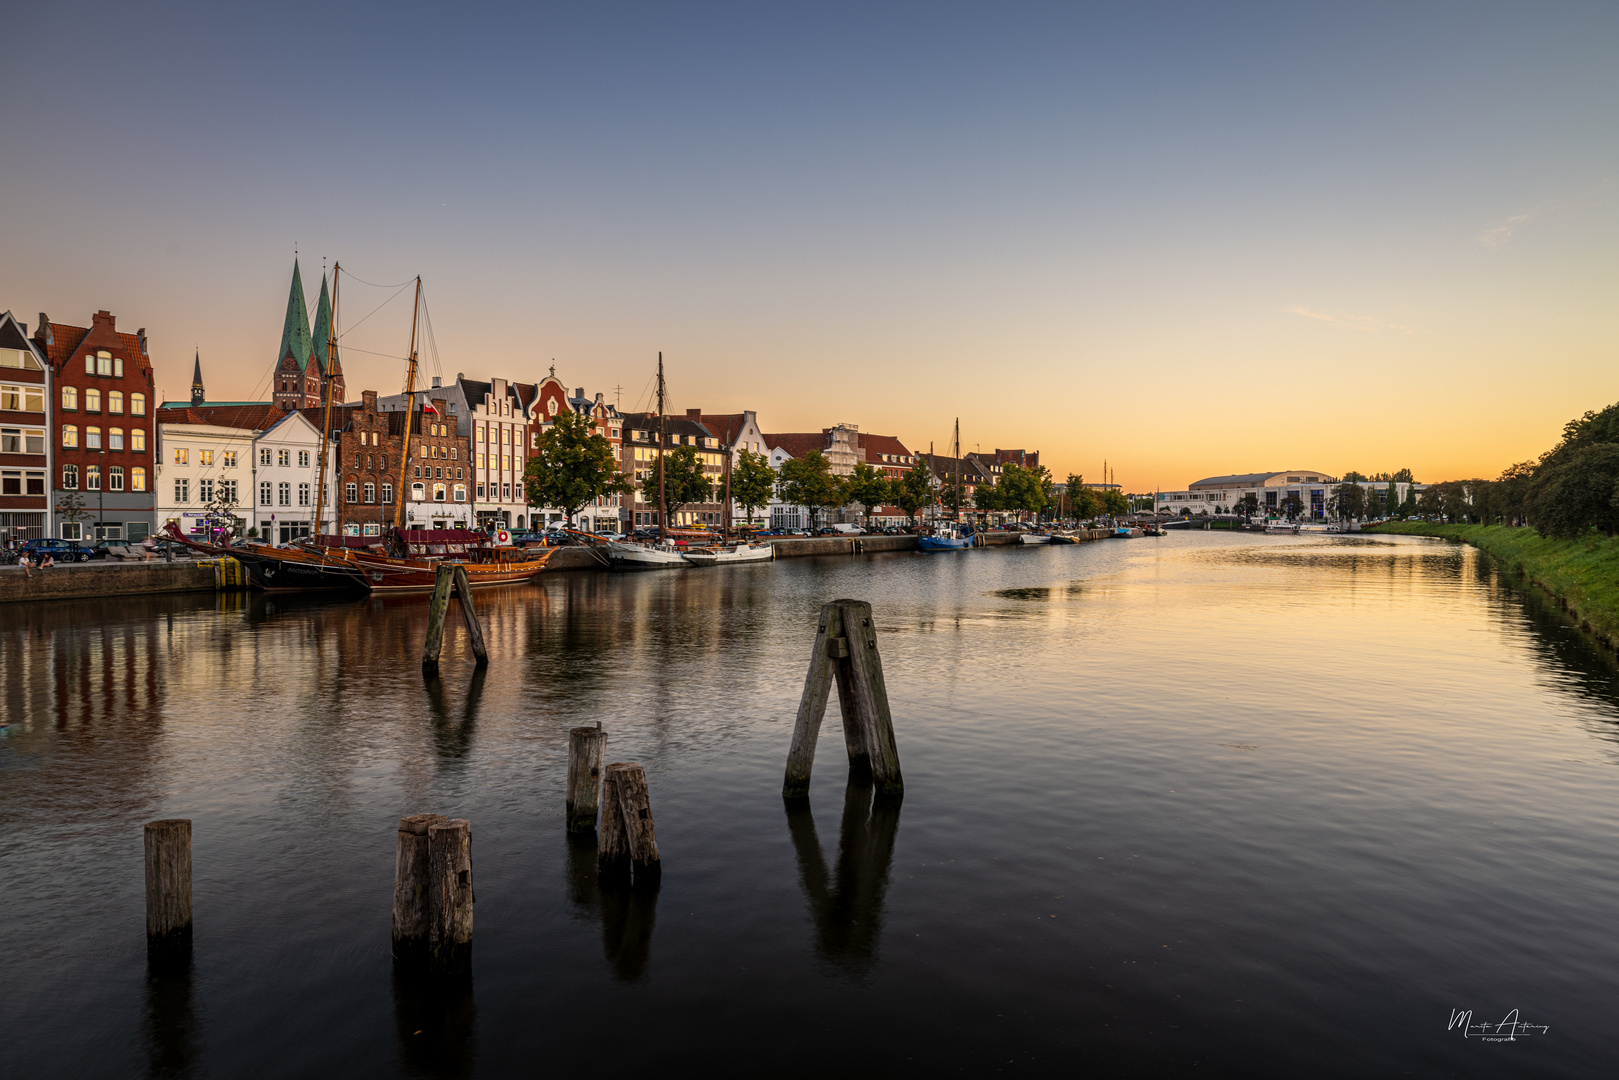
<box><xmin>327</xmin><ymin>344</ymin><xmax>409</xmax><ymax>361</ymax></box>
<box><xmin>336</xmin><ymin>270</ymin><xmax>417</xmax><ymax>290</ymax></box>
<box><xmin>336</xmin><ymin>282</ymin><xmax>410</xmax><ymax>340</ymax></box>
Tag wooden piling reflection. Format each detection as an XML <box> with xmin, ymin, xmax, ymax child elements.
<box><xmin>783</xmin><ymin>599</ymin><xmax>903</xmax><ymax>799</ymax></box>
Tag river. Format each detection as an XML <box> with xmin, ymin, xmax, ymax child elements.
<box><xmin>2</xmin><ymin>532</ymin><xmax>1616</xmax><ymax>1077</ymax></box>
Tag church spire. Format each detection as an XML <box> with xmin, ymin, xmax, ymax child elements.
<box><xmin>310</xmin><ymin>272</ymin><xmax>333</xmax><ymax>377</ymax></box>
<box><xmin>191</xmin><ymin>349</ymin><xmax>205</xmax><ymax>406</ymax></box>
<box><xmin>276</xmin><ymin>258</ymin><xmax>313</xmax><ymax>371</ymax></box>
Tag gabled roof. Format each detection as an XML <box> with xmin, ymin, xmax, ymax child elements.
<box><xmin>622</xmin><ymin>411</ymin><xmax>713</xmax><ymax>442</ymax></box>
<box><xmin>860</xmin><ymin>433</ymin><xmax>913</xmax><ymax>462</ymax></box>
<box><xmin>157</xmin><ymin>403</ymin><xmax>282</xmax><ymax>430</ymax></box>
<box><xmin>277</xmin><ymin>259</ymin><xmax>313</xmax><ymax>371</ymax></box>
<box><xmin>0</xmin><ymin>310</ymin><xmax>46</xmax><ymax>364</ymax></box>
<box><xmin>695</xmin><ymin>413</ymin><xmax>747</xmax><ymax>443</ymax></box>
<box><xmin>762</xmin><ymin>432</ymin><xmax>827</xmax><ymax>459</ymax></box>
<box><xmin>34</xmin><ymin>318</ymin><xmax>144</xmax><ymax>368</ymax></box>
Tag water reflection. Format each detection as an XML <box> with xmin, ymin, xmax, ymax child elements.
<box><xmin>391</xmin><ymin>967</ymin><xmax>476</xmax><ymax>1079</ymax></box>
<box><xmin>424</xmin><ymin>666</ymin><xmax>484</xmax><ymax>762</ymax></box>
<box><xmin>143</xmin><ymin>947</ymin><xmax>198</xmax><ymax>1079</ymax></box>
<box><xmin>785</xmin><ymin>771</ymin><xmax>902</xmax><ymax>978</ymax></box>
<box><xmin>565</xmin><ymin>833</ymin><xmax>659</xmax><ymax>980</ymax></box>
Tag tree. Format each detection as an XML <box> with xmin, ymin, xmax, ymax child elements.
<box><xmin>655</xmin><ymin>444</ymin><xmax>714</xmax><ymax>525</ymax></box>
<box><xmin>1416</xmin><ymin>486</ymin><xmax>1443</xmax><ymax>519</ymax></box>
<box><xmin>522</xmin><ymin>410</ymin><xmax>633</xmax><ymax>527</ymax></box>
<box><xmin>776</xmin><ymin>450</ymin><xmax>844</xmax><ymax>531</ymax></box>
<box><xmin>1491</xmin><ymin>461</ymin><xmax>1535</xmax><ymax>526</ymax></box>
<box><xmin>1391</xmin><ymin>468</ymin><xmax>1417</xmax><ymax>484</ymax></box>
<box><xmin>1329</xmin><ymin>482</ymin><xmax>1367</xmax><ymax>522</ymax></box>
<box><xmin>55</xmin><ymin>489</ymin><xmax>89</xmax><ymax>541</ymax></box>
<box><xmin>1064</xmin><ymin>475</ymin><xmax>1098</xmax><ymax>521</ymax></box>
<box><xmin>1342</xmin><ymin>471</ymin><xmax>1368</xmax><ymax>483</ymax></box>
<box><xmin>973</xmin><ymin>476</ymin><xmax>1002</xmax><ymax>518</ymax></box>
<box><xmin>731</xmin><ymin>448</ymin><xmax>776</xmax><ymax>526</ymax></box>
<box><xmin>894</xmin><ymin>462</ymin><xmax>934</xmax><ymax>525</ymax></box>
<box><xmin>1002</xmin><ymin>464</ymin><xmax>1054</xmax><ymax>520</ymax></box>
<box><xmin>938</xmin><ymin>471</ymin><xmax>969</xmax><ymax>518</ymax></box>
<box><xmin>1100</xmin><ymin>488</ymin><xmax>1129</xmax><ymax>518</ymax></box>
<box><xmin>1280</xmin><ymin>493</ymin><xmax>1303</xmax><ymax>520</ymax></box>
<box><xmin>845</xmin><ymin>461</ymin><xmax>892</xmax><ymax>524</ymax></box>
<box><xmin>1526</xmin><ymin>444</ymin><xmax>1619</xmax><ymax>538</ymax></box>
<box><xmin>1235</xmin><ymin>493</ymin><xmax>1260</xmax><ymax>521</ymax></box>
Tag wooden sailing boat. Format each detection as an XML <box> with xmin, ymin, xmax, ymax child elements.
<box><xmin>607</xmin><ymin>352</ymin><xmax>690</xmax><ymax>569</ymax></box>
<box><xmin>918</xmin><ymin>418</ymin><xmax>973</xmax><ymax>551</ymax></box>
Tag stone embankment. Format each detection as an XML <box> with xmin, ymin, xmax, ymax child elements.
<box><xmin>0</xmin><ymin>560</ymin><xmax>218</xmax><ymax>604</ymax></box>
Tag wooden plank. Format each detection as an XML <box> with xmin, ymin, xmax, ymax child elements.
<box><xmin>421</xmin><ymin>564</ymin><xmax>454</xmax><ymax>674</ymax></box>
<box><xmin>566</xmin><ymin>724</ymin><xmax>607</xmax><ymax>833</ymax></box>
<box><xmin>426</xmin><ymin>818</ymin><xmax>474</xmax><ymax>973</ymax></box>
<box><xmin>392</xmin><ymin>813</ymin><xmax>446</xmax><ymax>961</ymax></box>
<box><xmin>597</xmin><ymin>764</ymin><xmax>631</xmax><ymax>882</ymax></box>
<box><xmin>608</xmin><ymin>763</ymin><xmax>661</xmax><ymax>884</ymax></box>
<box><xmin>450</xmin><ymin>564</ymin><xmax>488</xmax><ymax>666</ymax></box>
<box><xmin>837</xmin><ymin>599</ymin><xmax>904</xmax><ymax>796</ymax></box>
<box><xmin>781</xmin><ymin>602</ymin><xmax>842</xmax><ymax>799</ymax></box>
<box><xmin>144</xmin><ymin>819</ymin><xmax>193</xmax><ymax>942</ymax></box>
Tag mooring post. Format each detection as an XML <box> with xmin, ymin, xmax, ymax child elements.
<box><xmin>566</xmin><ymin>723</ymin><xmax>607</xmax><ymax>833</ymax></box>
<box><xmin>599</xmin><ymin>763</ymin><xmax>660</xmax><ymax>885</ymax></box>
<box><xmin>144</xmin><ymin>819</ymin><xmax>193</xmax><ymax>945</ymax></box>
<box><xmin>450</xmin><ymin>564</ymin><xmax>488</xmax><ymax>667</ymax></box>
<box><xmin>426</xmin><ymin>818</ymin><xmax>474</xmax><ymax>973</ymax></box>
<box><xmin>422</xmin><ymin>564</ymin><xmax>455</xmax><ymax>675</ymax></box>
<box><xmin>781</xmin><ymin>599</ymin><xmax>903</xmax><ymax>799</ymax></box>
<box><xmin>392</xmin><ymin>813</ymin><xmax>447</xmax><ymax>962</ymax></box>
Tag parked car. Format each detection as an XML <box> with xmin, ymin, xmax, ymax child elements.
<box><xmin>89</xmin><ymin>540</ymin><xmax>136</xmax><ymax>560</ymax></box>
<box><xmin>20</xmin><ymin>538</ymin><xmax>93</xmax><ymax>563</ymax></box>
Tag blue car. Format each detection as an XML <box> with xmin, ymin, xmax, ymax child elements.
<box><xmin>20</xmin><ymin>538</ymin><xmax>92</xmax><ymax>563</ymax></box>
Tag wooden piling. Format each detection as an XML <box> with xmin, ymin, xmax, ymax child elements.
<box><xmin>566</xmin><ymin>723</ymin><xmax>607</xmax><ymax>833</ymax></box>
<box><xmin>451</xmin><ymin>564</ymin><xmax>488</xmax><ymax>667</ymax></box>
<box><xmin>392</xmin><ymin>813</ymin><xmax>447</xmax><ymax>961</ymax></box>
<box><xmin>144</xmin><ymin>819</ymin><xmax>193</xmax><ymax>942</ymax></box>
<box><xmin>426</xmin><ymin>818</ymin><xmax>474</xmax><ymax>973</ymax></box>
<box><xmin>781</xmin><ymin>599</ymin><xmax>903</xmax><ymax>799</ymax></box>
<box><xmin>599</xmin><ymin>763</ymin><xmax>660</xmax><ymax>885</ymax></box>
<box><xmin>422</xmin><ymin>564</ymin><xmax>455</xmax><ymax>674</ymax></box>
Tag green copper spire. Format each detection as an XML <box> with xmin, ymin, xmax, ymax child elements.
<box><xmin>310</xmin><ymin>273</ymin><xmax>333</xmax><ymax>376</ymax></box>
<box><xmin>276</xmin><ymin>258</ymin><xmax>313</xmax><ymax>371</ymax></box>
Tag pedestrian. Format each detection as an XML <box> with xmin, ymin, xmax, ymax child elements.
<box><xmin>39</xmin><ymin>554</ymin><xmax>55</xmax><ymax>570</ymax></box>
<box><xmin>18</xmin><ymin>552</ymin><xmax>31</xmax><ymax>578</ymax></box>
<box><xmin>142</xmin><ymin>534</ymin><xmax>156</xmax><ymax>562</ymax></box>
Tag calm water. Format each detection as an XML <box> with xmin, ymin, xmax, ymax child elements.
<box><xmin>3</xmin><ymin>532</ymin><xmax>1617</xmax><ymax>1077</ymax></box>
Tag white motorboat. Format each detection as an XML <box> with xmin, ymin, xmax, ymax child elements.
<box><xmin>606</xmin><ymin>540</ymin><xmax>691</xmax><ymax>570</ymax></box>
<box><xmin>1019</xmin><ymin>533</ymin><xmax>1053</xmax><ymax>545</ymax></box>
<box><xmin>681</xmin><ymin>541</ymin><xmax>776</xmax><ymax>566</ymax></box>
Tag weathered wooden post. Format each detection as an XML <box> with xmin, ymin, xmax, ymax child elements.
<box><xmin>598</xmin><ymin>763</ymin><xmax>660</xmax><ymax>886</ymax></box>
<box><xmin>427</xmin><ymin>818</ymin><xmax>474</xmax><ymax>973</ymax></box>
<box><xmin>781</xmin><ymin>599</ymin><xmax>903</xmax><ymax>800</ymax></box>
<box><xmin>392</xmin><ymin>813</ymin><xmax>446</xmax><ymax>962</ymax></box>
<box><xmin>450</xmin><ymin>564</ymin><xmax>488</xmax><ymax>667</ymax></box>
<box><xmin>145</xmin><ymin>819</ymin><xmax>193</xmax><ymax>946</ymax></box>
<box><xmin>422</xmin><ymin>564</ymin><xmax>455</xmax><ymax>675</ymax></box>
<box><xmin>566</xmin><ymin>723</ymin><xmax>607</xmax><ymax>833</ymax></box>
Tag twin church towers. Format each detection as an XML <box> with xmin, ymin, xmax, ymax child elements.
<box><xmin>269</xmin><ymin>259</ymin><xmax>345</xmax><ymax>412</ymax></box>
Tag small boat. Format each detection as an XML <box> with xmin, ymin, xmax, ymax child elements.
<box><xmin>1047</xmin><ymin>533</ymin><xmax>1077</xmax><ymax>544</ymax></box>
<box><xmin>325</xmin><ymin>530</ymin><xmax>555</xmax><ymax>591</ymax></box>
<box><xmin>682</xmin><ymin>541</ymin><xmax>775</xmax><ymax>566</ymax></box>
<box><xmin>1112</xmin><ymin>526</ymin><xmax>1141</xmax><ymax>538</ymax></box>
<box><xmin>607</xmin><ymin>539</ymin><xmax>691</xmax><ymax>570</ymax></box>
<box><xmin>918</xmin><ymin>522</ymin><xmax>973</xmax><ymax>551</ymax></box>
<box><xmin>1019</xmin><ymin>532</ymin><xmax>1052</xmax><ymax>545</ymax></box>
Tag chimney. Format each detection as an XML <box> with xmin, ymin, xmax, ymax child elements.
<box><xmin>137</xmin><ymin>328</ymin><xmax>148</xmax><ymax>355</ymax></box>
<box><xmin>431</xmin><ymin>376</ymin><xmax>442</xmax><ymax>389</ymax></box>
<box><xmin>687</xmin><ymin>408</ymin><xmax>701</xmax><ymax>419</ymax></box>
<box><xmin>92</xmin><ymin>310</ymin><xmax>115</xmax><ymax>331</ymax></box>
<box><xmin>362</xmin><ymin>389</ymin><xmax>378</xmax><ymax>411</ymax></box>
<box><xmin>575</xmin><ymin>387</ymin><xmax>585</xmax><ymax>398</ymax></box>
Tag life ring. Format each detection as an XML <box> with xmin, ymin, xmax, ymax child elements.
<box><xmin>495</xmin><ymin>529</ymin><xmax>512</xmax><ymax>546</ymax></box>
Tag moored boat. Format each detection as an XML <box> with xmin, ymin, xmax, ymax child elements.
<box><xmin>682</xmin><ymin>541</ymin><xmax>775</xmax><ymax>566</ymax></box>
<box><xmin>323</xmin><ymin>530</ymin><xmax>555</xmax><ymax>591</ymax></box>
<box><xmin>1019</xmin><ymin>532</ymin><xmax>1052</xmax><ymax>545</ymax></box>
<box><xmin>607</xmin><ymin>539</ymin><xmax>691</xmax><ymax>569</ymax></box>
<box><xmin>918</xmin><ymin>522</ymin><xmax>973</xmax><ymax>551</ymax></box>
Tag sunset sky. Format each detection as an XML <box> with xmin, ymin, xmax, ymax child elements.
<box><xmin>2</xmin><ymin>2</ymin><xmax>1614</xmax><ymax>491</ymax></box>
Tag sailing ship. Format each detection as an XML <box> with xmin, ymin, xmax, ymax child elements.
<box><xmin>918</xmin><ymin>419</ymin><xmax>974</xmax><ymax>551</ymax></box>
<box><xmin>681</xmin><ymin>540</ymin><xmax>775</xmax><ymax>566</ymax></box>
<box><xmin>607</xmin><ymin>352</ymin><xmax>691</xmax><ymax>570</ymax></box>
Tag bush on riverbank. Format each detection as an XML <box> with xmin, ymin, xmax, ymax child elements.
<box><xmin>1367</xmin><ymin>522</ymin><xmax>1619</xmax><ymax>647</ymax></box>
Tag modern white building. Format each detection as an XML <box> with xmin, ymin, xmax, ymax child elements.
<box><xmin>1155</xmin><ymin>471</ymin><xmax>1423</xmax><ymax>519</ymax></box>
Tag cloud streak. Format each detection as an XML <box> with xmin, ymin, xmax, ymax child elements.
<box><xmin>1285</xmin><ymin>306</ymin><xmax>1420</xmax><ymax>334</ymax></box>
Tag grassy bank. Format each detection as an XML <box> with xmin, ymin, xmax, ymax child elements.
<box><xmin>1366</xmin><ymin>522</ymin><xmax>1619</xmax><ymax>648</ymax></box>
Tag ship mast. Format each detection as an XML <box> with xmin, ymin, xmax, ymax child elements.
<box><xmin>392</xmin><ymin>278</ymin><xmax>423</xmax><ymax>532</ymax></box>
<box><xmin>953</xmin><ymin>417</ymin><xmax>961</xmax><ymax>523</ymax></box>
<box><xmin>313</xmin><ymin>263</ymin><xmax>339</xmax><ymax>539</ymax></box>
<box><xmin>656</xmin><ymin>351</ymin><xmax>667</xmax><ymax>541</ymax></box>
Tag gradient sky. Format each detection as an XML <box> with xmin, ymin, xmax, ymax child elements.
<box><xmin>2</xmin><ymin>2</ymin><xmax>1614</xmax><ymax>490</ymax></box>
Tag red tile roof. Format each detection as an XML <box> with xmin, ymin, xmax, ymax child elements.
<box><xmin>156</xmin><ymin>403</ymin><xmax>282</xmax><ymax>430</ymax></box>
<box><xmin>859</xmin><ymin>433</ymin><xmax>913</xmax><ymax>462</ymax></box>
<box><xmin>694</xmin><ymin>413</ymin><xmax>746</xmax><ymax>442</ymax></box>
<box><xmin>762</xmin><ymin>432</ymin><xmax>827</xmax><ymax>459</ymax></box>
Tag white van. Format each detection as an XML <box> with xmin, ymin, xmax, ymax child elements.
<box><xmin>830</xmin><ymin>523</ymin><xmax>866</xmax><ymax>535</ymax></box>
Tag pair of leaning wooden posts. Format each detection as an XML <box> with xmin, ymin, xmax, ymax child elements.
<box><xmin>144</xmin><ymin>598</ymin><xmax>900</xmax><ymax>975</ymax></box>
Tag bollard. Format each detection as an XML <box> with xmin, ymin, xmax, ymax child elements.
<box><xmin>566</xmin><ymin>723</ymin><xmax>607</xmax><ymax>833</ymax></box>
<box><xmin>427</xmin><ymin>819</ymin><xmax>474</xmax><ymax>973</ymax></box>
<box><xmin>451</xmin><ymin>564</ymin><xmax>488</xmax><ymax>667</ymax></box>
<box><xmin>782</xmin><ymin>599</ymin><xmax>904</xmax><ymax>800</ymax></box>
<box><xmin>423</xmin><ymin>564</ymin><xmax>489</xmax><ymax>675</ymax></box>
<box><xmin>599</xmin><ymin>763</ymin><xmax>660</xmax><ymax>886</ymax></box>
<box><xmin>144</xmin><ymin>819</ymin><xmax>193</xmax><ymax>944</ymax></box>
<box><xmin>392</xmin><ymin>813</ymin><xmax>447</xmax><ymax>962</ymax></box>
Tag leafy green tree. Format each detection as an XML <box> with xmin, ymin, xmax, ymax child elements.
<box><xmin>1280</xmin><ymin>493</ymin><xmax>1303</xmax><ymax>520</ymax></box>
<box><xmin>845</xmin><ymin>461</ymin><xmax>893</xmax><ymax>524</ymax></box>
<box><xmin>1526</xmin><ymin>444</ymin><xmax>1619</xmax><ymax>537</ymax></box>
<box><xmin>1235</xmin><ymin>493</ymin><xmax>1260</xmax><ymax>521</ymax></box>
<box><xmin>973</xmin><ymin>476</ymin><xmax>1002</xmax><ymax>517</ymax></box>
<box><xmin>523</xmin><ymin>410</ymin><xmax>634</xmax><ymax>526</ymax></box>
<box><xmin>938</xmin><ymin>472</ymin><xmax>969</xmax><ymax>517</ymax></box>
<box><xmin>894</xmin><ymin>462</ymin><xmax>934</xmax><ymax>525</ymax></box>
<box><xmin>1391</xmin><ymin>468</ymin><xmax>1417</xmax><ymax>484</ymax></box>
<box><xmin>1328</xmin><ymin>482</ymin><xmax>1367</xmax><ymax>522</ymax></box>
<box><xmin>655</xmin><ymin>444</ymin><xmax>714</xmax><ymax>524</ymax></box>
<box><xmin>1416</xmin><ymin>486</ymin><xmax>1443</xmax><ymax>518</ymax></box>
<box><xmin>776</xmin><ymin>450</ymin><xmax>844</xmax><ymax>531</ymax></box>
<box><xmin>1100</xmin><ymin>488</ymin><xmax>1130</xmax><ymax>517</ymax></box>
<box><xmin>731</xmin><ymin>448</ymin><xmax>776</xmax><ymax>525</ymax></box>
<box><xmin>1064</xmin><ymin>475</ymin><xmax>1099</xmax><ymax>521</ymax></box>
<box><xmin>1490</xmin><ymin>461</ymin><xmax>1535</xmax><ymax>525</ymax></box>
<box><xmin>1342</xmin><ymin>471</ymin><xmax>1368</xmax><ymax>483</ymax></box>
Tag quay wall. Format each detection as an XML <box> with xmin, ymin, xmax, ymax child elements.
<box><xmin>0</xmin><ymin>562</ymin><xmax>216</xmax><ymax>605</ymax></box>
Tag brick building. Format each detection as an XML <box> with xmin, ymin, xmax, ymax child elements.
<box><xmin>35</xmin><ymin>309</ymin><xmax>156</xmax><ymax>541</ymax></box>
<box><xmin>0</xmin><ymin>311</ymin><xmax>50</xmax><ymax>543</ymax></box>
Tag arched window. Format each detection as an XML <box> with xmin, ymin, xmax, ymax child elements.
<box><xmin>411</xmin><ymin>482</ymin><xmax>425</xmax><ymax>501</ymax></box>
<box><xmin>131</xmin><ymin>393</ymin><xmax>145</xmax><ymax>416</ymax></box>
<box><xmin>62</xmin><ymin>386</ymin><xmax>77</xmax><ymax>410</ymax></box>
<box><xmin>131</xmin><ymin>429</ymin><xmax>145</xmax><ymax>452</ymax></box>
<box><xmin>131</xmin><ymin>467</ymin><xmax>146</xmax><ymax>492</ymax></box>
<box><xmin>85</xmin><ymin>388</ymin><xmax>101</xmax><ymax>411</ymax></box>
<box><xmin>345</xmin><ymin>482</ymin><xmax>358</xmax><ymax>503</ymax></box>
<box><xmin>109</xmin><ymin>390</ymin><xmax>124</xmax><ymax>414</ymax></box>
<box><xmin>450</xmin><ymin>448</ymin><xmax>457</xmax><ymax>461</ymax></box>
<box><xmin>62</xmin><ymin>425</ymin><xmax>77</xmax><ymax>448</ymax></box>
<box><xmin>87</xmin><ymin>465</ymin><xmax>101</xmax><ymax>490</ymax></box>
<box><xmin>63</xmin><ymin>464</ymin><xmax>78</xmax><ymax>489</ymax></box>
<box><xmin>109</xmin><ymin>466</ymin><xmax>124</xmax><ymax>491</ymax></box>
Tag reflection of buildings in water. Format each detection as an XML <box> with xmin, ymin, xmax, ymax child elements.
<box><xmin>392</xmin><ymin>966</ymin><xmax>476</xmax><ymax>1080</ymax></box>
<box><xmin>786</xmin><ymin>772</ymin><xmax>902</xmax><ymax>978</ymax></box>
<box><xmin>144</xmin><ymin>949</ymin><xmax>198</xmax><ymax>1080</ymax></box>
<box><xmin>565</xmin><ymin>832</ymin><xmax>659</xmax><ymax>981</ymax></box>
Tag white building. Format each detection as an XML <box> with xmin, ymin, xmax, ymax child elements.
<box><xmin>1155</xmin><ymin>471</ymin><xmax>1422</xmax><ymax>519</ymax></box>
<box><xmin>154</xmin><ymin>420</ymin><xmax>253</xmax><ymax>540</ymax></box>
<box><xmin>463</xmin><ymin>376</ymin><xmax>533</xmax><ymax>530</ymax></box>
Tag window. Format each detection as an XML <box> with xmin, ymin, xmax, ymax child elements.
<box><xmin>223</xmin><ymin>451</ymin><xmax>236</xmax><ymax>468</ymax></box>
<box><xmin>381</xmin><ymin>483</ymin><xmax>393</xmax><ymax>503</ymax></box>
<box><xmin>86</xmin><ymin>426</ymin><xmax>101</xmax><ymax>449</ymax></box>
<box><xmin>411</xmin><ymin>482</ymin><xmax>425</xmax><ymax>501</ymax></box>
<box><xmin>455</xmin><ymin>467</ymin><xmax>462</xmax><ymax>479</ymax></box>
<box><xmin>502</xmin><ymin>483</ymin><xmax>511</xmax><ymax>501</ymax></box>
<box><xmin>85</xmin><ymin>354</ymin><xmax>94</xmax><ymax>375</ymax></box>
<box><xmin>277</xmin><ymin>482</ymin><xmax>291</xmax><ymax>506</ymax></box>
<box><xmin>174</xmin><ymin>447</ymin><xmax>188</xmax><ymax>465</ymax></box>
<box><xmin>220</xmin><ymin>480</ymin><xmax>237</xmax><ymax>504</ymax></box>
<box><xmin>198</xmin><ymin>479</ymin><xmax>214</xmax><ymax>502</ymax></box>
<box><xmin>477</xmin><ymin>453</ymin><xmax>485</xmax><ymax>469</ymax></box>
<box><xmin>298</xmin><ymin>450</ymin><xmax>309</xmax><ymax>468</ymax></box>
<box><xmin>363</xmin><ymin>482</ymin><xmax>375</xmax><ymax>503</ymax></box>
<box><xmin>131</xmin><ymin>429</ymin><xmax>145</xmax><ymax>452</ymax></box>
<box><xmin>87</xmin><ymin>465</ymin><xmax>101</xmax><ymax>490</ymax></box>
<box><xmin>298</xmin><ymin>483</ymin><xmax>310</xmax><ymax>506</ymax></box>
<box><xmin>450</xmin><ymin>448</ymin><xmax>457</xmax><ymax>461</ymax></box>
<box><xmin>453</xmin><ymin>484</ymin><xmax>466</xmax><ymax>502</ymax></box>
<box><xmin>175</xmin><ymin>478</ymin><xmax>190</xmax><ymax>503</ymax></box>
<box><xmin>430</xmin><ymin>446</ymin><xmax>438</xmax><ymax>459</ymax></box>
<box><xmin>85</xmin><ymin>388</ymin><xmax>101</xmax><ymax>411</ymax></box>
<box><xmin>433</xmin><ymin>483</ymin><xmax>446</xmax><ymax>502</ymax></box>
<box><xmin>380</xmin><ymin>457</ymin><xmax>387</xmax><ymax>472</ymax></box>
<box><xmin>260</xmin><ymin>481</ymin><xmax>272</xmax><ymax>505</ymax></box>
<box><xmin>61</xmin><ymin>522</ymin><xmax>81</xmax><ymax>541</ymax></box>
<box><xmin>0</xmin><ymin>471</ymin><xmax>16</xmax><ymax>495</ymax></box>
<box><xmin>419</xmin><ymin>445</ymin><xmax>426</xmax><ymax>458</ymax></box>
<box><xmin>476</xmin><ymin>483</ymin><xmax>485</xmax><ymax>499</ymax></box>
<box><xmin>109</xmin><ymin>466</ymin><xmax>124</xmax><ymax>491</ymax></box>
<box><xmin>131</xmin><ymin>393</ymin><xmax>145</xmax><ymax>416</ymax></box>
<box><xmin>63</xmin><ymin>464</ymin><xmax>78</xmax><ymax>489</ymax></box>
<box><xmin>62</xmin><ymin>386</ymin><xmax>77</xmax><ymax>410</ymax></box>
<box><xmin>502</xmin><ymin>454</ymin><xmax>510</xmax><ymax>472</ymax></box>
<box><xmin>1</xmin><ymin>384</ymin><xmax>41</xmax><ymax>411</ymax></box>
<box><xmin>131</xmin><ymin>467</ymin><xmax>146</xmax><ymax>492</ymax></box>
<box><xmin>434</xmin><ymin>467</ymin><xmax>443</xmax><ymax>479</ymax></box>
<box><xmin>109</xmin><ymin>390</ymin><xmax>124</xmax><ymax>414</ymax></box>
<box><xmin>346</xmin><ymin>482</ymin><xmax>358</xmax><ymax>503</ymax></box>
<box><xmin>475</xmin><ymin>422</ymin><xmax>484</xmax><ymax>442</ymax></box>
<box><xmin>278</xmin><ymin>449</ymin><xmax>290</xmax><ymax>467</ymax></box>
<box><xmin>93</xmin><ymin>352</ymin><xmax>112</xmax><ymax>376</ymax></box>
<box><xmin>260</xmin><ymin>448</ymin><xmax>272</xmax><ymax>466</ymax></box>
<box><xmin>414</xmin><ymin>466</ymin><xmax>422</xmax><ymax>478</ymax></box>
<box><xmin>62</xmin><ymin>425</ymin><xmax>78</xmax><ymax>448</ymax></box>
<box><xmin>200</xmin><ymin>450</ymin><xmax>213</xmax><ymax>466</ymax></box>
<box><xmin>109</xmin><ymin>428</ymin><xmax>123</xmax><ymax>450</ymax></box>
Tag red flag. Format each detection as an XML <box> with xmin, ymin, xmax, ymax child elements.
<box><xmin>423</xmin><ymin>399</ymin><xmax>440</xmax><ymax>416</ymax></box>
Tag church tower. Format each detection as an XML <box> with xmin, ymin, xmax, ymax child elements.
<box><xmin>191</xmin><ymin>350</ymin><xmax>205</xmax><ymax>406</ymax></box>
<box><xmin>271</xmin><ymin>259</ymin><xmax>313</xmax><ymax>412</ymax></box>
<box><xmin>309</xmin><ymin>272</ymin><xmax>344</xmax><ymax>406</ymax></box>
